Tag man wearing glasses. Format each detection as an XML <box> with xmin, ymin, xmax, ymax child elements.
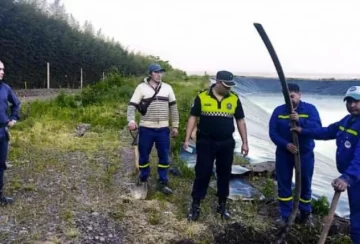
<box><xmin>184</xmin><ymin>70</ymin><xmax>249</xmax><ymax>221</ymax></box>
<box><xmin>127</xmin><ymin>63</ymin><xmax>179</xmax><ymax>195</ymax></box>
<box><xmin>269</xmin><ymin>83</ymin><xmax>322</xmax><ymax>227</ymax></box>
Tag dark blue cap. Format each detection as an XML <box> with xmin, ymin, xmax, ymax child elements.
<box><xmin>148</xmin><ymin>63</ymin><xmax>165</xmax><ymax>74</ymax></box>
<box><xmin>288</xmin><ymin>83</ymin><xmax>300</xmax><ymax>92</ymax></box>
<box><xmin>216</xmin><ymin>70</ymin><xmax>236</xmax><ymax>87</ymax></box>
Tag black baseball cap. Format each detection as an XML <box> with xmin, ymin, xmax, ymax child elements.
<box><xmin>216</xmin><ymin>70</ymin><xmax>236</xmax><ymax>87</ymax></box>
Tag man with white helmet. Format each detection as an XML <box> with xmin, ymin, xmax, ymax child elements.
<box><xmin>292</xmin><ymin>86</ymin><xmax>360</xmax><ymax>244</ymax></box>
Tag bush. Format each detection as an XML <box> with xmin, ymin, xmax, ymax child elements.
<box><xmin>55</xmin><ymin>91</ymin><xmax>80</xmax><ymax>108</ymax></box>
<box><xmin>79</xmin><ymin>72</ymin><xmax>138</xmax><ymax>106</ymax></box>
<box><xmin>312</xmin><ymin>196</ymin><xmax>330</xmax><ymax>216</ymax></box>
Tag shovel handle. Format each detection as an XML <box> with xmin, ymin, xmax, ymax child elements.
<box><xmin>129</xmin><ymin>129</ymin><xmax>140</xmax><ymax>172</ymax></box>
<box><xmin>318</xmin><ymin>191</ymin><xmax>341</xmax><ymax>244</ymax></box>
<box><xmin>134</xmin><ymin>145</ymin><xmax>139</xmax><ymax>172</ymax></box>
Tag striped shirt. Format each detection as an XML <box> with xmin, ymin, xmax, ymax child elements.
<box><xmin>127</xmin><ymin>78</ymin><xmax>179</xmax><ymax>128</ymax></box>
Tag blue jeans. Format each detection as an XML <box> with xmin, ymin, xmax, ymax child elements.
<box><xmin>138</xmin><ymin>127</ymin><xmax>170</xmax><ymax>182</ymax></box>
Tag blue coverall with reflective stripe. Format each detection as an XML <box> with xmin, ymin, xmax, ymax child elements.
<box><xmin>269</xmin><ymin>101</ymin><xmax>322</xmax><ymax>219</ymax></box>
<box><xmin>301</xmin><ymin>114</ymin><xmax>360</xmax><ymax>244</ymax></box>
<box><xmin>0</xmin><ymin>82</ymin><xmax>21</xmax><ymax>192</ymax></box>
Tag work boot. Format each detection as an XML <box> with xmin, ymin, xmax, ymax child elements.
<box><xmin>157</xmin><ymin>181</ymin><xmax>173</xmax><ymax>195</ymax></box>
<box><xmin>0</xmin><ymin>192</ymin><xmax>13</xmax><ymax>206</ymax></box>
<box><xmin>216</xmin><ymin>199</ymin><xmax>231</xmax><ymax>220</ymax></box>
<box><xmin>299</xmin><ymin>212</ymin><xmax>315</xmax><ymax>228</ymax></box>
<box><xmin>187</xmin><ymin>199</ymin><xmax>201</xmax><ymax>221</ymax></box>
<box><xmin>275</xmin><ymin>216</ymin><xmax>288</xmax><ymax>228</ymax></box>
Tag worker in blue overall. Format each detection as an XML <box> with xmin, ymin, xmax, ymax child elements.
<box><xmin>0</xmin><ymin>60</ymin><xmax>21</xmax><ymax>205</ymax></box>
<box><xmin>292</xmin><ymin>85</ymin><xmax>360</xmax><ymax>244</ymax></box>
<box><xmin>269</xmin><ymin>83</ymin><xmax>322</xmax><ymax>226</ymax></box>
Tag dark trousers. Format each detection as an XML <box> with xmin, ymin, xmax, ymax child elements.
<box><xmin>191</xmin><ymin>137</ymin><xmax>235</xmax><ymax>200</ymax></box>
<box><xmin>348</xmin><ymin>182</ymin><xmax>360</xmax><ymax>244</ymax></box>
<box><xmin>138</xmin><ymin>126</ymin><xmax>170</xmax><ymax>182</ymax></box>
<box><xmin>276</xmin><ymin>150</ymin><xmax>315</xmax><ymax>218</ymax></box>
<box><xmin>0</xmin><ymin>129</ymin><xmax>9</xmax><ymax>191</ymax></box>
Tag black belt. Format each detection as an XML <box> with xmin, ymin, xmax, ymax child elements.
<box><xmin>197</xmin><ymin>132</ymin><xmax>233</xmax><ymax>141</ymax></box>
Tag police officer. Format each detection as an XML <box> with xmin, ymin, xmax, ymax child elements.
<box><xmin>0</xmin><ymin>60</ymin><xmax>21</xmax><ymax>205</ymax></box>
<box><xmin>292</xmin><ymin>86</ymin><xmax>360</xmax><ymax>244</ymax></box>
<box><xmin>269</xmin><ymin>83</ymin><xmax>322</xmax><ymax>226</ymax></box>
<box><xmin>183</xmin><ymin>70</ymin><xmax>249</xmax><ymax>221</ymax></box>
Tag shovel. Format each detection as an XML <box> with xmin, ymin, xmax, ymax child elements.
<box><xmin>129</xmin><ymin>130</ymin><xmax>148</xmax><ymax>200</ymax></box>
<box><xmin>317</xmin><ymin>191</ymin><xmax>341</xmax><ymax>244</ymax></box>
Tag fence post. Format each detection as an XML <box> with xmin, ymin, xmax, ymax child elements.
<box><xmin>80</xmin><ymin>68</ymin><xmax>83</xmax><ymax>89</ymax></box>
<box><xmin>47</xmin><ymin>62</ymin><xmax>50</xmax><ymax>89</ymax></box>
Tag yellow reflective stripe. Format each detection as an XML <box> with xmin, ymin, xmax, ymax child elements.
<box><xmin>300</xmin><ymin>198</ymin><xmax>312</xmax><ymax>203</ymax></box>
<box><xmin>278</xmin><ymin>114</ymin><xmax>309</xmax><ymax>119</ymax></box>
<box><xmin>158</xmin><ymin>164</ymin><xmax>169</xmax><ymax>168</ymax></box>
<box><xmin>139</xmin><ymin>163</ymin><xmax>150</xmax><ymax>169</ymax></box>
<box><xmin>347</xmin><ymin>129</ymin><xmax>358</xmax><ymax>136</ymax></box>
<box><xmin>339</xmin><ymin>126</ymin><xmax>358</xmax><ymax>136</ymax></box>
<box><xmin>278</xmin><ymin>196</ymin><xmax>293</xmax><ymax>201</ymax></box>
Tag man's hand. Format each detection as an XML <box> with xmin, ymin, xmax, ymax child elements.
<box><xmin>7</xmin><ymin>120</ymin><xmax>16</xmax><ymax>128</ymax></box>
<box><xmin>290</xmin><ymin>110</ymin><xmax>299</xmax><ymax>121</ymax></box>
<box><xmin>183</xmin><ymin>140</ymin><xmax>189</xmax><ymax>150</ymax></box>
<box><xmin>241</xmin><ymin>142</ymin><xmax>249</xmax><ymax>156</ymax></box>
<box><xmin>128</xmin><ymin>121</ymin><xmax>137</xmax><ymax>131</ymax></box>
<box><xmin>171</xmin><ymin>128</ymin><xmax>178</xmax><ymax>137</ymax></box>
<box><xmin>290</xmin><ymin>126</ymin><xmax>302</xmax><ymax>134</ymax></box>
<box><xmin>332</xmin><ymin>178</ymin><xmax>348</xmax><ymax>192</ymax></box>
<box><xmin>286</xmin><ymin>143</ymin><xmax>298</xmax><ymax>154</ymax></box>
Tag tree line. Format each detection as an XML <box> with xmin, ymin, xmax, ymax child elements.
<box><xmin>0</xmin><ymin>0</ymin><xmax>173</xmax><ymax>89</ymax></box>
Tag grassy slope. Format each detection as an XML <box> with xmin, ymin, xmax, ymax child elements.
<box><xmin>0</xmin><ymin>71</ymin><xmax>352</xmax><ymax>244</ymax></box>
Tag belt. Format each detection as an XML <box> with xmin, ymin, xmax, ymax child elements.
<box><xmin>197</xmin><ymin>131</ymin><xmax>233</xmax><ymax>141</ymax></box>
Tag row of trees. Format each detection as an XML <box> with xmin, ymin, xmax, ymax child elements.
<box><xmin>0</xmin><ymin>0</ymin><xmax>173</xmax><ymax>88</ymax></box>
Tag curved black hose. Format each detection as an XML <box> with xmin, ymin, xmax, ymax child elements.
<box><xmin>253</xmin><ymin>23</ymin><xmax>302</xmax><ymax>244</ymax></box>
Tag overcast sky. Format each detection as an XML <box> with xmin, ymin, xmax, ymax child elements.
<box><xmin>61</xmin><ymin>0</ymin><xmax>360</xmax><ymax>78</ymax></box>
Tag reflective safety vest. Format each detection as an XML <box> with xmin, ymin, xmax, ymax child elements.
<box><xmin>198</xmin><ymin>90</ymin><xmax>238</xmax><ymax>118</ymax></box>
<box><xmin>195</xmin><ymin>88</ymin><xmax>241</xmax><ymax>140</ymax></box>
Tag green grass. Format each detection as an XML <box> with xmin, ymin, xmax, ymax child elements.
<box><xmin>0</xmin><ymin>71</ymin><xmax>214</xmax><ymax>243</ymax></box>
<box><xmin>0</xmin><ymin>71</ymin><xmax>350</xmax><ymax>243</ymax></box>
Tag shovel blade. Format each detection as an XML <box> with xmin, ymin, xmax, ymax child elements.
<box><xmin>129</xmin><ymin>182</ymin><xmax>148</xmax><ymax>200</ymax></box>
